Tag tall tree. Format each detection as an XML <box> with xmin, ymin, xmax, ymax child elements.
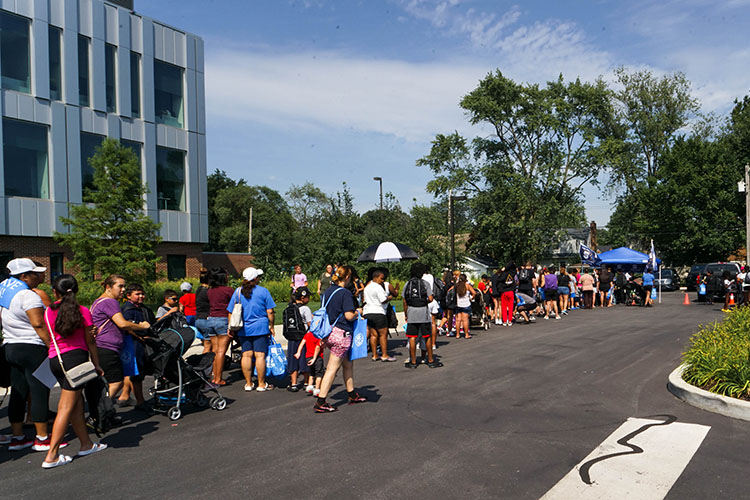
<box><xmin>286</xmin><ymin>182</ymin><xmax>330</xmax><ymax>230</ymax></box>
<box><xmin>55</xmin><ymin>138</ymin><xmax>161</xmax><ymax>281</ymax></box>
<box><xmin>418</xmin><ymin>72</ymin><xmax>612</xmax><ymax>263</ymax></box>
<box><xmin>206</xmin><ymin>169</ymin><xmax>240</xmax><ymax>251</ymax></box>
<box><xmin>611</xmin><ymin>67</ymin><xmax>700</xmax><ymax>191</ymax></box>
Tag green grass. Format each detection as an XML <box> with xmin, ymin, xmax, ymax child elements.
<box><xmin>682</xmin><ymin>307</ymin><xmax>750</xmax><ymax>400</ymax></box>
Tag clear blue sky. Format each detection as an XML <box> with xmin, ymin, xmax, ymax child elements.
<box><xmin>137</xmin><ymin>0</ymin><xmax>750</xmax><ymax>225</ymax></box>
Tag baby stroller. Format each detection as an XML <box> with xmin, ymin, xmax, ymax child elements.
<box><xmin>625</xmin><ymin>281</ymin><xmax>645</xmax><ymax>307</ymax></box>
<box><xmin>143</xmin><ymin>314</ymin><xmax>227</xmax><ymax>421</ymax></box>
<box><xmin>470</xmin><ymin>294</ymin><xmax>491</xmax><ymax>330</ymax></box>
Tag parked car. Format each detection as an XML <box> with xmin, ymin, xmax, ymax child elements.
<box><xmin>698</xmin><ymin>262</ymin><xmax>742</xmax><ymax>300</ymax></box>
<box><xmin>686</xmin><ymin>263</ymin><xmax>706</xmax><ymax>291</ymax></box>
<box><xmin>654</xmin><ymin>268</ymin><xmax>680</xmax><ymax>291</ymax></box>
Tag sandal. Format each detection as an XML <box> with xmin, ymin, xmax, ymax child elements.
<box><xmin>380</xmin><ymin>356</ymin><xmax>396</xmax><ymax>362</ymax></box>
<box><xmin>256</xmin><ymin>383</ymin><xmax>275</xmax><ymax>392</ymax></box>
<box><xmin>77</xmin><ymin>442</ymin><xmax>107</xmax><ymax>457</ymax></box>
<box><xmin>427</xmin><ymin>360</ymin><xmax>444</xmax><ymax>368</ymax></box>
<box><xmin>371</xmin><ymin>357</ymin><xmax>380</xmax><ymax>362</ymax></box>
<box><xmin>42</xmin><ymin>454</ymin><xmax>72</xmax><ymax>469</ymax></box>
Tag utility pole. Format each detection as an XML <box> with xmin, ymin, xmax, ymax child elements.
<box><xmin>373</xmin><ymin>176</ymin><xmax>383</xmax><ymax>210</ymax></box>
<box><xmin>449</xmin><ymin>190</ymin><xmax>467</xmax><ymax>272</ymax></box>
<box><xmin>746</xmin><ymin>164</ymin><xmax>750</xmax><ymax>267</ymax></box>
<box><xmin>248</xmin><ymin>207</ymin><xmax>253</xmax><ymax>254</ymax></box>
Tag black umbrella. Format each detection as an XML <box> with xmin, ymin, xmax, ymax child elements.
<box><xmin>357</xmin><ymin>241</ymin><xmax>419</xmax><ymax>263</ymax></box>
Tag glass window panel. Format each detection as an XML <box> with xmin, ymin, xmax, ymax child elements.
<box><xmin>166</xmin><ymin>254</ymin><xmax>186</xmax><ymax>280</ymax></box>
<box><xmin>2</xmin><ymin>118</ymin><xmax>49</xmax><ymax>198</ymax></box>
<box><xmin>105</xmin><ymin>43</ymin><xmax>116</xmax><ymax>113</ymax></box>
<box><xmin>80</xmin><ymin>132</ymin><xmax>104</xmax><ymax>193</ymax></box>
<box><xmin>154</xmin><ymin>60</ymin><xmax>183</xmax><ymax>128</ymax></box>
<box><xmin>0</xmin><ymin>10</ymin><xmax>31</xmax><ymax>93</ymax></box>
<box><xmin>48</xmin><ymin>26</ymin><xmax>62</xmax><ymax>100</ymax></box>
<box><xmin>49</xmin><ymin>252</ymin><xmax>64</xmax><ymax>280</ymax></box>
<box><xmin>156</xmin><ymin>146</ymin><xmax>185</xmax><ymax>211</ymax></box>
<box><xmin>130</xmin><ymin>52</ymin><xmax>140</xmax><ymax>117</ymax></box>
<box><xmin>78</xmin><ymin>35</ymin><xmax>90</xmax><ymax>107</ymax></box>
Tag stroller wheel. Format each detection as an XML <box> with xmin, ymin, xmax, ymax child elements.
<box><xmin>167</xmin><ymin>406</ymin><xmax>182</xmax><ymax>421</ymax></box>
<box><xmin>212</xmin><ymin>397</ymin><xmax>227</xmax><ymax>411</ymax></box>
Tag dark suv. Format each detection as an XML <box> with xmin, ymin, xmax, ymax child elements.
<box><xmin>686</xmin><ymin>263</ymin><xmax>706</xmax><ymax>291</ymax></box>
<box><xmin>654</xmin><ymin>268</ymin><xmax>680</xmax><ymax>291</ymax></box>
<box><xmin>699</xmin><ymin>262</ymin><xmax>742</xmax><ymax>300</ymax></box>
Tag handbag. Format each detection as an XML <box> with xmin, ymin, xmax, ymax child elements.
<box><xmin>386</xmin><ymin>304</ymin><xmax>398</xmax><ymax>329</ymax></box>
<box><xmin>255</xmin><ymin>339</ymin><xmax>286</xmax><ymax>377</ymax></box>
<box><xmin>45</xmin><ymin>310</ymin><xmax>98</xmax><ymax>389</ymax></box>
<box><xmin>349</xmin><ymin>315</ymin><xmax>368</xmax><ymax>361</ymax></box>
<box><xmin>229</xmin><ymin>289</ymin><xmax>244</xmax><ymax>332</ymax></box>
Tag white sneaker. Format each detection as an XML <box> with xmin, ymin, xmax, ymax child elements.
<box><xmin>313</xmin><ymin>388</ymin><xmax>320</xmax><ymax>397</ymax></box>
<box><xmin>244</xmin><ymin>384</ymin><xmax>254</xmax><ymax>392</ymax></box>
<box><xmin>529</xmin><ymin>316</ymin><xmax>536</xmax><ymax>322</ymax></box>
<box><xmin>555</xmin><ymin>315</ymin><xmax>561</xmax><ymax>320</ymax></box>
<box><xmin>305</xmin><ymin>384</ymin><xmax>314</xmax><ymax>393</ymax></box>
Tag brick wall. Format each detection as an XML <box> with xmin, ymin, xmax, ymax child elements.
<box><xmin>0</xmin><ymin>236</ymin><xmax>206</xmax><ymax>280</ymax></box>
<box><xmin>202</xmin><ymin>252</ymin><xmax>254</xmax><ymax>278</ymax></box>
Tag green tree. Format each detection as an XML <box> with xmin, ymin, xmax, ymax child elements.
<box><xmin>611</xmin><ymin>67</ymin><xmax>700</xmax><ymax>191</ymax></box>
<box><xmin>55</xmin><ymin>138</ymin><xmax>161</xmax><ymax>281</ymax></box>
<box><xmin>212</xmin><ymin>184</ymin><xmax>297</xmax><ymax>276</ymax></box>
<box><xmin>206</xmin><ymin>169</ymin><xmax>239</xmax><ymax>251</ymax></box>
<box><xmin>286</xmin><ymin>182</ymin><xmax>331</xmax><ymax>230</ymax></box>
<box><xmin>418</xmin><ymin>72</ymin><xmax>611</xmax><ymax>263</ymax></box>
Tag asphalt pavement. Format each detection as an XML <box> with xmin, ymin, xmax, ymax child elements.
<box><xmin>1</xmin><ymin>292</ymin><xmax>748</xmax><ymax>499</ymax></box>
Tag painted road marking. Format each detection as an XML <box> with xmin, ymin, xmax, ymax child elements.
<box><xmin>541</xmin><ymin>416</ymin><xmax>710</xmax><ymax>500</ymax></box>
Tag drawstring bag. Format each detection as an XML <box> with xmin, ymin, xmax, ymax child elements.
<box><xmin>349</xmin><ymin>315</ymin><xmax>368</xmax><ymax>361</ymax></box>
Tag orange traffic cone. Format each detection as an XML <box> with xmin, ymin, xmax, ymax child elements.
<box><xmin>729</xmin><ymin>293</ymin><xmax>735</xmax><ymax>306</ymax></box>
<box><xmin>683</xmin><ymin>293</ymin><xmax>690</xmax><ymax>305</ymax></box>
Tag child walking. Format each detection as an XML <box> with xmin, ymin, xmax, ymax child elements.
<box><xmin>295</xmin><ymin>330</ymin><xmax>325</xmax><ymax>396</ymax></box>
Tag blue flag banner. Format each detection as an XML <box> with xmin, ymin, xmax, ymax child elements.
<box><xmin>579</xmin><ymin>244</ymin><xmax>600</xmax><ymax>266</ymax></box>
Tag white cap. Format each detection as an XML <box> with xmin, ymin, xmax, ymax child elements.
<box><xmin>180</xmin><ymin>281</ymin><xmax>192</xmax><ymax>292</ymax></box>
<box><xmin>6</xmin><ymin>258</ymin><xmax>46</xmax><ymax>276</ymax></box>
<box><xmin>242</xmin><ymin>267</ymin><xmax>263</xmax><ymax>282</ymax></box>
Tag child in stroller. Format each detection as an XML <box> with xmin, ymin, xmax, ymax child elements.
<box><xmin>143</xmin><ymin>313</ymin><xmax>227</xmax><ymax>421</ymax></box>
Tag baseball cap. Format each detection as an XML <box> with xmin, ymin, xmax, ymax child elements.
<box><xmin>242</xmin><ymin>267</ymin><xmax>264</xmax><ymax>281</ymax></box>
<box><xmin>6</xmin><ymin>258</ymin><xmax>46</xmax><ymax>276</ymax></box>
<box><xmin>294</xmin><ymin>287</ymin><xmax>310</xmax><ymax>300</ymax></box>
<box><xmin>180</xmin><ymin>281</ymin><xmax>192</xmax><ymax>292</ymax></box>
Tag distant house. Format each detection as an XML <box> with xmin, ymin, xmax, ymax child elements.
<box><xmin>463</xmin><ymin>255</ymin><xmax>499</xmax><ymax>281</ymax></box>
<box><xmin>541</xmin><ymin>228</ymin><xmax>592</xmax><ymax>267</ymax></box>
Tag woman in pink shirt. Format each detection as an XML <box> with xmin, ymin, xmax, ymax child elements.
<box><xmin>42</xmin><ymin>274</ymin><xmax>107</xmax><ymax>469</ymax></box>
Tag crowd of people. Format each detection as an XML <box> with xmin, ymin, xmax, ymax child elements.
<box><xmin>1</xmin><ymin>255</ymin><xmax>735</xmax><ymax>468</ymax></box>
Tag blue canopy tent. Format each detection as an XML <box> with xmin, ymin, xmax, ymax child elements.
<box><xmin>597</xmin><ymin>247</ymin><xmax>661</xmax><ymax>272</ymax></box>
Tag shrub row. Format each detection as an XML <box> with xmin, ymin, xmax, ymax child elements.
<box><xmin>682</xmin><ymin>306</ymin><xmax>750</xmax><ymax>400</ymax></box>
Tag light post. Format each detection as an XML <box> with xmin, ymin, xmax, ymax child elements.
<box><xmin>742</xmin><ymin>164</ymin><xmax>750</xmax><ymax>267</ymax></box>
<box><xmin>373</xmin><ymin>176</ymin><xmax>383</xmax><ymax>210</ymax></box>
<box><xmin>449</xmin><ymin>190</ymin><xmax>467</xmax><ymax>272</ymax></box>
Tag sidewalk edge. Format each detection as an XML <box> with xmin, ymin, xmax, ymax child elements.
<box><xmin>667</xmin><ymin>364</ymin><xmax>750</xmax><ymax>422</ymax></box>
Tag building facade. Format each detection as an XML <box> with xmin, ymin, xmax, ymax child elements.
<box><xmin>0</xmin><ymin>0</ymin><xmax>207</xmax><ymax>279</ymax></box>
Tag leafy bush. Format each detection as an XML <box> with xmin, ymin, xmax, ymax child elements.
<box><xmin>682</xmin><ymin>307</ymin><xmax>750</xmax><ymax>400</ymax></box>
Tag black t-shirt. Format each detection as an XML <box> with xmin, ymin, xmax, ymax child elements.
<box><xmin>558</xmin><ymin>275</ymin><xmax>571</xmax><ymax>287</ymax></box>
<box><xmin>121</xmin><ymin>301</ymin><xmax>156</xmax><ymax>325</ymax></box>
<box><xmin>322</xmin><ymin>285</ymin><xmax>356</xmax><ymax>333</ymax></box>
<box><xmin>490</xmin><ymin>274</ymin><xmax>503</xmax><ymax>296</ymax></box>
<box><xmin>195</xmin><ymin>286</ymin><xmax>210</xmax><ymax>319</ymax></box>
<box><xmin>599</xmin><ymin>270</ymin><xmax>612</xmax><ymax>285</ymax></box>
<box><xmin>496</xmin><ymin>271</ymin><xmax>516</xmax><ymax>293</ymax></box>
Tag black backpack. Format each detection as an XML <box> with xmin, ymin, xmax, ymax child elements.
<box><xmin>615</xmin><ymin>273</ymin><xmax>627</xmax><ymax>287</ymax></box>
<box><xmin>518</xmin><ymin>268</ymin><xmax>532</xmax><ymax>285</ymax></box>
<box><xmin>282</xmin><ymin>303</ymin><xmax>306</xmax><ymax>341</ymax></box>
<box><xmin>84</xmin><ymin>377</ymin><xmax>119</xmax><ymax>437</ymax></box>
<box><xmin>744</xmin><ymin>273</ymin><xmax>750</xmax><ymax>285</ymax></box>
<box><xmin>432</xmin><ymin>278</ymin><xmax>446</xmax><ymax>303</ymax></box>
<box><xmin>403</xmin><ymin>277</ymin><xmax>429</xmax><ymax>307</ymax></box>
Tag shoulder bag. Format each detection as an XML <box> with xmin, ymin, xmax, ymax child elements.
<box><xmin>45</xmin><ymin>310</ymin><xmax>98</xmax><ymax>389</ymax></box>
<box><xmin>229</xmin><ymin>289</ymin><xmax>244</xmax><ymax>332</ymax></box>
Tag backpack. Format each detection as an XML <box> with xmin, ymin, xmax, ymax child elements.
<box><xmin>518</xmin><ymin>268</ymin><xmax>532</xmax><ymax>285</ymax></box>
<box><xmin>282</xmin><ymin>303</ymin><xmax>306</xmax><ymax>341</ymax></box>
<box><xmin>615</xmin><ymin>273</ymin><xmax>627</xmax><ymax>288</ymax></box>
<box><xmin>309</xmin><ymin>287</ymin><xmax>344</xmax><ymax>340</ymax></box>
<box><xmin>403</xmin><ymin>277</ymin><xmax>429</xmax><ymax>307</ymax></box>
<box><xmin>84</xmin><ymin>377</ymin><xmax>119</xmax><ymax>437</ymax></box>
<box><xmin>744</xmin><ymin>273</ymin><xmax>750</xmax><ymax>285</ymax></box>
<box><xmin>432</xmin><ymin>278</ymin><xmax>446</xmax><ymax>303</ymax></box>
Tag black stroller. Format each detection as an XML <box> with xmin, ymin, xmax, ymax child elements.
<box><xmin>470</xmin><ymin>293</ymin><xmax>491</xmax><ymax>330</ymax></box>
<box><xmin>625</xmin><ymin>280</ymin><xmax>646</xmax><ymax>306</ymax></box>
<box><xmin>143</xmin><ymin>314</ymin><xmax>226</xmax><ymax>421</ymax></box>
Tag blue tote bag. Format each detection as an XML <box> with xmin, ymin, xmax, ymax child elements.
<box><xmin>254</xmin><ymin>339</ymin><xmax>287</xmax><ymax>377</ymax></box>
<box><xmin>349</xmin><ymin>316</ymin><xmax>368</xmax><ymax>361</ymax></box>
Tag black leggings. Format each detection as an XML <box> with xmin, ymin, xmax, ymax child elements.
<box><xmin>4</xmin><ymin>343</ymin><xmax>50</xmax><ymax>424</ymax></box>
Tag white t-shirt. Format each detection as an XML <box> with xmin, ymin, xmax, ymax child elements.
<box><xmin>422</xmin><ymin>273</ymin><xmax>439</xmax><ymax>312</ymax></box>
<box><xmin>299</xmin><ymin>305</ymin><xmax>313</xmax><ymax>327</ymax></box>
<box><xmin>0</xmin><ymin>289</ymin><xmax>45</xmax><ymax>346</ymax></box>
<box><xmin>362</xmin><ymin>281</ymin><xmax>388</xmax><ymax>316</ymax></box>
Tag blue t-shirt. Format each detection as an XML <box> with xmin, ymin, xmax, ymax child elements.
<box><xmin>322</xmin><ymin>285</ymin><xmax>356</xmax><ymax>333</ymax></box>
<box><xmin>643</xmin><ymin>273</ymin><xmax>655</xmax><ymax>286</ymax></box>
<box><xmin>227</xmin><ymin>286</ymin><xmax>276</xmax><ymax>337</ymax></box>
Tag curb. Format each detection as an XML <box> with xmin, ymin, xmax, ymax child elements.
<box><xmin>667</xmin><ymin>364</ymin><xmax>750</xmax><ymax>422</ymax></box>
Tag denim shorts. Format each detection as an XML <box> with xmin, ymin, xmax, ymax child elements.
<box><xmin>239</xmin><ymin>334</ymin><xmax>270</xmax><ymax>354</ymax></box>
<box><xmin>557</xmin><ymin>286</ymin><xmax>570</xmax><ymax>296</ymax></box>
<box><xmin>202</xmin><ymin>316</ymin><xmax>229</xmax><ymax>337</ymax></box>
<box><xmin>455</xmin><ymin>306</ymin><xmax>472</xmax><ymax>315</ymax></box>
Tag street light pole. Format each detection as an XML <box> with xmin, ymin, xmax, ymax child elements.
<box><xmin>373</xmin><ymin>176</ymin><xmax>383</xmax><ymax>210</ymax></box>
<box><xmin>449</xmin><ymin>190</ymin><xmax>467</xmax><ymax>272</ymax></box>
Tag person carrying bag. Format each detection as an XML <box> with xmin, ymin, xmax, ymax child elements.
<box><xmin>41</xmin><ymin>274</ymin><xmax>107</xmax><ymax>469</ymax></box>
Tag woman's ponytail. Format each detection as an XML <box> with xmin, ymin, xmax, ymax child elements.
<box><xmin>51</xmin><ymin>274</ymin><xmax>84</xmax><ymax>338</ymax></box>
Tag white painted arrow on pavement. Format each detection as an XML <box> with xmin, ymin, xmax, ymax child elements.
<box><xmin>541</xmin><ymin>416</ymin><xmax>710</xmax><ymax>500</ymax></box>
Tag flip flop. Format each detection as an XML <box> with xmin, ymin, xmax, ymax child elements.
<box><xmin>78</xmin><ymin>442</ymin><xmax>107</xmax><ymax>457</ymax></box>
<box><xmin>380</xmin><ymin>357</ymin><xmax>396</xmax><ymax>362</ymax></box>
<box><xmin>42</xmin><ymin>454</ymin><xmax>72</xmax><ymax>469</ymax></box>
